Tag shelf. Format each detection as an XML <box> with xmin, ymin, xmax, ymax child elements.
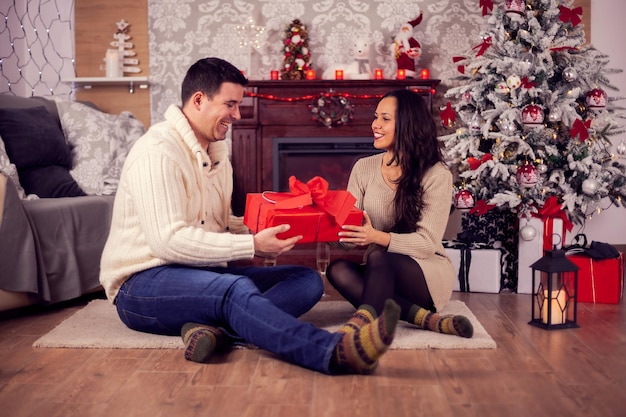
<box><xmin>62</xmin><ymin>76</ymin><xmax>150</xmax><ymax>93</ymax></box>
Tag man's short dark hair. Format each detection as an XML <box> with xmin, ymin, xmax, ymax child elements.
<box><xmin>181</xmin><ymin>57</ymin><xmax>248</xmax><ymax>105</ymax></box>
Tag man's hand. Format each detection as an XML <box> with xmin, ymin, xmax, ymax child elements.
<box><xmin>253</xmin><ymin>224</ymin><xmax>302</xmax><ymax>258</ymax></box>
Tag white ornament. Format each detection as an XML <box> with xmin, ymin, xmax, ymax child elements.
<box><xmin>582</xmin><ymin>179</ymin><xmax>598</xmax><ymax>195</ymax></box>
<box><xmin>616</xmin><ymin>140</ymin><xmax>626</xmax><ymax>156</ymax></box>
<box><xmin>563</xmin><ymin>67</ymin><xmax>577</xmax><ymax>82</ymax></box>
<box><xmin>520</xmin><ymin>225</ymin><xmax>537</xmax><ymax>241</ymax></box>
<box><xmin>518</xmin><ymin>52</ymin><xmax>535</xmax><ymax>75</ymax></box>
<box><xmin>507</xmin><ymin>74</ymin><xmax>521</xmax><ymax>90</ymax></box>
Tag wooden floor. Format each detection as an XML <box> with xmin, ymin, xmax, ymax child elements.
<box><xmin>0</xmin><ymin>287</ymin><xmax>624</xmax><ymax>417</ymax></box>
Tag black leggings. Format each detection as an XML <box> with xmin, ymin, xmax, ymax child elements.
<box><xmin>326</xmin><ymin>248</ymin><xmax>435</xmax><ymax>319</ymax></box>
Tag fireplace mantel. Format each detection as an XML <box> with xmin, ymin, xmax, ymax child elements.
<box><xmin>231</xmin><ymin>79</ymin><xmax>440</xmax><ymax>215</ymax></box>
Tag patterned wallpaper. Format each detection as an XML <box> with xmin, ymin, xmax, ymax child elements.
<box><xmin>147</xmin><ymin>0</ymin><xmax>487</xmax><ymax>123</ymax></box>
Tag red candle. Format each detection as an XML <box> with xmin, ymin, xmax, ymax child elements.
<box><xmin>420</xmin><ymin>68</ymin><xmax>430</xmax><ymax>80</ymax></box>
<box><xmin>374</xmin><ymin>68</ymin><xmax>383</xmax><ymax>80</ymax></box>
<box><xmin>270</xmin><ymin>70</ymin><xmax>279</xmax><ymax>80</ymax></box>
<box><xmin>335</xmin><ymin>69</ymin><xmax>344</xmax><ymax>80</ymax></box>
<box><xmin>306</xmin><ymin>69</ymin><xmax>316</xmax><ymax>80</ymax></box>
<box><xmin>396</xmin><ymin>68</ymin><xmax>406</xmax><ymax>80</ymax></box>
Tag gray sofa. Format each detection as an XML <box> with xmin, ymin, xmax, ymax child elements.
<box><xmin>0</xmin><ymin>94</ymin><xmax>143</xmax><ymax>312</ymax></box>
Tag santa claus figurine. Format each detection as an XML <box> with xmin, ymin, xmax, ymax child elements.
<box><xmin>393</xmin><ymin>13</ymin><xmax>423</xmax><ymax>78</ymax></box>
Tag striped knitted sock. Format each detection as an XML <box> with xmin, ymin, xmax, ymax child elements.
<box><xmin>408</xmin><ymin>305</ymin><xmax>474</xmax><ymax>338</ymax></box>
<box><xmin>181</xmin><ymin>322</ymin><xmax>225</xmax><ymax>363</ymax></box>
<box><xmin>337</xmin><ymin>304</ymin><xmax>376</xmax><ymax>335</ymax></box>
<box><xmin>333</xmin><ymin>299</ymin><xmax>400</xmax><ymax>374</ymax></box>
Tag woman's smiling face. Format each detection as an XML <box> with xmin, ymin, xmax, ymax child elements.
<box><xmin>371</xmin><ymin>96</ymin><xmax>397</xmax><ymax>151</ymax></box>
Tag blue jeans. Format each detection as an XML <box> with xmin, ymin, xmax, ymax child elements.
<box><xmin>114</xmin><ymin>264</ymin><xmax>342</xmax><ymax>374</ymax></box>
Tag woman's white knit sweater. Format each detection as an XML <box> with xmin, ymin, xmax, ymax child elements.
<box><xmin>99</xmin><ymin>105</ymin><xmax>254</xmax><ymax>302</ymax></box>
<box><xmin>347</xmin><ymin>153</ymin><xmax>455</xmax><ymax>312</ymax></box>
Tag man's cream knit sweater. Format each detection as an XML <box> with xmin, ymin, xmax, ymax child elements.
<box><xmin>99</xmin><ymin>105</ymin><xmax>254</xmax><ymax>302</ymax></box>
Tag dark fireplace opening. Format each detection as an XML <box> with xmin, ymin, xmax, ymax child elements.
<box><xmin>272</xmin><ymin>137</ymin><xmax>383</xmax><ymax>192</ymax></box>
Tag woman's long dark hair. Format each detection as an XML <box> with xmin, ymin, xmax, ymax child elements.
<box><xmin>384</xmin><ymin>89</ymin><xmax>444</xmax><ymax>233</ymax></box>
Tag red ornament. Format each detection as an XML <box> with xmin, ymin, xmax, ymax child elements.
<box><xmin>454</xmin><ymin>189</ymin><xmax>475</xmax><ymax>209</ymax></box>
<box><xmin>521</xmin><ymin>104</ymin><xmax>545</xmax><ymax>127</ymax></box>
<box><xmin>505</xmin><ymin>0</ymin><xmax>525</xmax><ymax>15</ymax></box>
<box><xmin>585</xmin><ymin>88</ymin><xmax>607</xmax><ymax>109</ymax></box>
<box><xmin>516</xmin><ymin>164</ymin><xmax>539</xmax><ymax>188</ymax></box>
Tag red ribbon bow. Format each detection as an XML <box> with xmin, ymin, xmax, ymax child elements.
<box><xmin>274</xmin><ymin>176</ymin><xmax>355</xmax><ymax>225</ymax></box>
<box><xmin>467</xmin><ymin>153</ymin><xmax>493</xmax><ymax>170</ymax></box>
<box><xmin>469</xmin><ymin>199</ymin><xmax>496</xmax><ymax>215</ymax></box>
<box><xmin>532</xmin><ymin>196</ymin><xmax>574</xmax><ymax>250</ymax></box>
<box><xmin>473</xmin><ymin>36</ymin><xmax>492</xmax><ymax>57</ymax></box>
<box><xmin>570</xmin><ymin>118</ymin><xmax>592</xmax><ymax>142</ymax></box>
<box><xmin>479</xmin><ymin>0</ymin><xmax>494</xmax><ymax>16</ymax></box>
<box><xmin>452</xmin><ymin>56</ymin><xmax>466</xmax><ymax>74</ymax></box>
<box><xmin>521</xmin><ymin>77</ymin><xmax>536</xmax><ymax>89</ymax></box>
<box><xmin>532</xmin><ymin>196</ymin><xmax>574</xmax><ymax>231</ymax></box>
<box><xmin>558</xmin><ymin>5</ymin><xmax>583</xmax><ymax>27</ymax></box>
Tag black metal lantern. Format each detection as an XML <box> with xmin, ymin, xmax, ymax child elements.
<box><xmin>529</xmin><ymin>248</ymin><xmax>579</xmax><ymax>330</ymax></box>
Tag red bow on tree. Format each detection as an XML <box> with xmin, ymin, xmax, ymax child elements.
<box><xmin>452</xmin><ymin>56</ymin><xmax>466</xmax><ymax>74</ymax></box>
<box><xmin>570</xmin><ymin>118</ymin><xmax>592</xmax><ymax>142</ymax></box>
<box><xmin>469</xmin><ymin>199</ymin><xmax>496</xmax><ymax>215</ymax></box>
<box><xmin>473</xmin><ymin>37</ymin><xmax>492</xmax><ymax>57</ymax></box>
<box><xmin>558</xmin><ymin>5</ymin><xmax>583</xmax><ymax>27</ymax></box>
<box><xmin>440</xmin><ymin>101</ymin><xmax>456</xmax><ymax>127</ymax></box>
<box><xmin>479</xmin><ymin>0</ymin><xmax>494</xmax><ymax>16</ymax></box>
<box><xmin>467</xmin><ymin>153</ymin><xmax>493</xmax><ymax>170</ymax></box>
<box><xmin>521</xmin><ymin>77</ymin><xmax>536</xmax><ymax>89</ymax></box>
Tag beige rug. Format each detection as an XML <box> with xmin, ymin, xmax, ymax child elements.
<box><xmin>33</xmin><ymin>299</ymin><xmax>496</xmax><ymax>350</ymax></box>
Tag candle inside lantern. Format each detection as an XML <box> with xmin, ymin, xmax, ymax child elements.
<box><xmin>396</xmin><ymin>68</ymin><xmax>406</xmax><ymax>80</ymax></box>
<box><xmin>541</xmin><ymin>289</ymin><xmax>566</xmax><ymax>325</ymax></box>
<box><xmin>374</xmin><ymin>69</ymin><xmax>383</xmax><ymax>80</ymax></box>
<box><xmin>270</xmin><ymin>70</ymin><xmax>279</xmax><ymax>80</ymax></box>
<box><xmin>420</xmin><ymin>68</ymin><xmax>430</xmax><ymax>80</ymax></box>
<box><xmin>335</xmin><ymin>69</ymin><xmax>344</xmax><ymax>80</ymax></box>
<box><xmin>306</xmin><ymin>69</ymin><xmax>316</xmax><ymax>80</ymax></box>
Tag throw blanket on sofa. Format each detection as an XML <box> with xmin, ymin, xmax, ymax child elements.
<box><xmin>0</xmin><ymin>174</ymin><xmax>114</xmax><ymax>303</ymax></box>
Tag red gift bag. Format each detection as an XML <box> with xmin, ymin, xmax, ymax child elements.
<box><xmin>244</xmin><ymin>176</ymin><xmax>363</xmax><ymax>243</ymax></box>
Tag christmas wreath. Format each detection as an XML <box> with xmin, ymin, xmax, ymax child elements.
<box><xmin>309</xmin><ymin>93</ymin><xmax>354</xmax><ymax>128</ymax></box>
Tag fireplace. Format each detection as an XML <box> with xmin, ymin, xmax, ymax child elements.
<box><xmin>272</xmin><ymin>136</ymin><xmax>382</xmax><ymax>192</ymax></box>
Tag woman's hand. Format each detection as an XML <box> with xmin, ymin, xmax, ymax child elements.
<box><xmin>338</xmin><ymin>211</ymin><xmax>390</xmax><ymax>247</ymax></box>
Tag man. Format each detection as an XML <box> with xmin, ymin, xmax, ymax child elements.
<box><xmin>99</xmin><ymin>57</ymin><xmax>400</xmax><ymax>374</ymax></box>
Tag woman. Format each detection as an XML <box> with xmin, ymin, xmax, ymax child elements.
<box><xmin>327</xmin><ymin>89</ymin><xmax>473</xmax><ymax>338</ymax></box>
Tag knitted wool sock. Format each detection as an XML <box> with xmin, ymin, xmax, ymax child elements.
<box><xmin>337</xmin><ymin>304</ymin><xmax>376</xmax><ymax>335</ymax></box>
<box><xmin>333</xmin><ymin>299</ymin><xmax>400</xmax><ymax>374</ymax></box>
<box><xmin>181</xmin><ymin>322</ymin><xmax>225</xmax><ymax>363</ymax></box>
<box><xmin>408</xmin><ymin>305</ymin><xmax>474</xmax><ymax>338</ymax></box>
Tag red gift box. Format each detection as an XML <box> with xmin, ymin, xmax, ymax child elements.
<box><xmin>567</xmin><ymin>252</ymin><xmax>624</xmax><ymax>304</ymax></box>
<box><xmin>243</xmin><ymin>176</ymin><xmax>363</xmax><ymax>243</ymax></box>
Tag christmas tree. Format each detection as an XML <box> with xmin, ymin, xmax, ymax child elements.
<box><xmin>439</xmin><ymin>0</ymin><xmax>626</xmax><ymax>227</ymax></box>
<box><xmin>280</xmin><ymin>19</ymin><xmax>312</xmax><ymax>80</ymax></box>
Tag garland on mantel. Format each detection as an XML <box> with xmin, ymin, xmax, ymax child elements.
<box><xmin>243</xmin><ymin>88</ymin><xmax>434</xmax><ymax>102</ymax></box>
<box><xmin>244</xmin><ymin>88</ymin><xmax>435</xmax><ymax>128</ymax></box>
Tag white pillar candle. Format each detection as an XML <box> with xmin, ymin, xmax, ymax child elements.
<box><xmin>105</xmin><ymin>49</ymin><xmax>121</xmax><ymax>78</ymax></box>
<box><xmin>541</xmin><ymin>289</ymin><xmax>566</xmax><ymax>325</ymax></box>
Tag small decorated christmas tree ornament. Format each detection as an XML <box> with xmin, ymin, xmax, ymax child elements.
<box><xmin>516</xmin><ymin>163</ymin><xmax>539</xmax><ymax>188</ymax></box>
<box><xmin>281</xmin><ymin>19</ymin><xmax>312</xmax><ymax>80</ymax></box>
<box><xmin>519</xmin><ymin>224</ymin><xmax>537</xmax><ymax>241</ymax></box>
<box><xmin>585</xmin><ymin>88</ymin><xmax>608</xmax><ymax>110</ymax></box>
<box><xmin>521</xmin><ymin>103</ymin><xmax>545</xmax><ymax>129</ymax></box>
<box><xmin>454</xmin><ymin>188</ymin><xmax>475</xmax><ymax>209</ymax></box>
